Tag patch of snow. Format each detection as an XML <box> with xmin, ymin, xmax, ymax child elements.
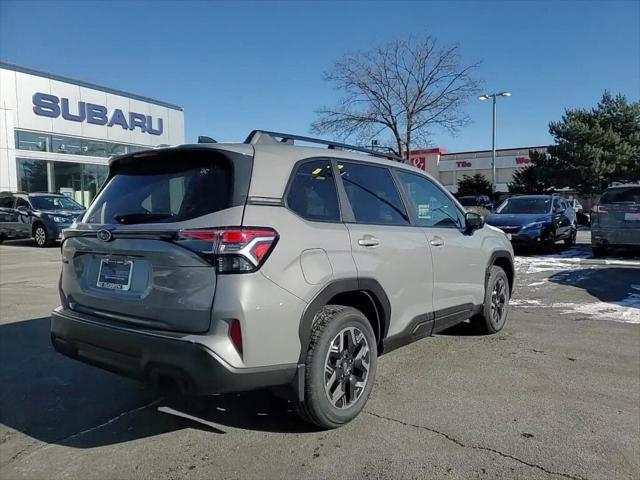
<box><xmin>554</xmin><ymin>299</ymin><xmax>640</xmax><ymax>324</ymax></box>
<box><xmin>527</xmin><ymin>281</ymin><xmax>546</xmax><ymax>287</ymax></box>
<box><xmin>510</xmin><ymin>297</ymin><xmax>640</xmax><ymax>324</ymax></box>
<box><xmin>510</xmin><ymin>299</ymin><xmax>542</xmax><ymax>306</ymax></box>
<box><xmin>515</xmin><ymin>257</ymin><xmax>583</xmax><ymax>274</ymax></box>
<box><xmin>604</xmin><ymin>259</ymin><xmax>640</xmax><ymax>266</ymax></box>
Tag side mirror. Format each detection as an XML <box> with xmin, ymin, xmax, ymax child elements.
<box><xmin>17</xmin><ymin>205</ymin><xmax>30</xmax><ymax>213</ymax></box>
<box><xmin>465</xmin><ymin>211</ymin><xmax>484</xmax><ymax>233</ymax></box>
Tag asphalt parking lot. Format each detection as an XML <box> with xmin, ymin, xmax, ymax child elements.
<box><xmin>1</xmin><ymin>232</ymin><xmax>639</xmax><ymax>480</ymax></box>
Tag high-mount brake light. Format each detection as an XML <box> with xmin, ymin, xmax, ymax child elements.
<box><xmin>176</xmin><ymin>227</ymin><xmax>278</xmax><ymax>273</ymax></box>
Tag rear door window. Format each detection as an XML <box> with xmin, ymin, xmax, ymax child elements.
<box><xmin>286</xmin><ymin>159</ymin><xmax>340</xmax><ymax>222</ymax></box>
<box><xmin>339</xmin><ymin>162</ymin><xmax>409</xmax><ymax>225</ymax></box>
<box><xmin>85</xmin><ymin>152</ymin><xmax>233</xmax><ymax>225</ymax></box>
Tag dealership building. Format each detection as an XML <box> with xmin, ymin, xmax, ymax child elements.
<box><xmin>0</xmin><ymin>62</ymin><xmax>184</xmax><ymax>206</ymax></box>
<box><xmin>409</xmin><ymin>145</ymin><xmax>549</xmax><ymax>193</ymax></box>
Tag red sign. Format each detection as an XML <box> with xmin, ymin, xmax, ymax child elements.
<box><xmin>456</xmin><ymin>161</ymin><xmax>472</xmax><ymax>168</ymax></box>
<box><xmin>411</xmin><ymin>156</ymin><xmax>426</xmax><ymax>170</ymax></box>
<box><xmin>515</xmin><ymin>156</ymin><xmax>531</xmax><ymax>165</ymax></box>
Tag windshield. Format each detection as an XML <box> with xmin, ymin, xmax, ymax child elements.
<box><xmin>84</xmin><ymin>152</ymin><xmax>233</xmax><ymax>224</ymax></box>
<box><xmin>497</xmin><ymin>197</ymin><xmax>552</xmax><ymax>215</ymax></box>
<box><xmin>31</xmin><ymin>195</ymin><xmax>84</xmax><ymax>211</ymax></box>
<box><xmin>458</xmin><ymin>196</ymin><xmax>478</xmax><ymax>206</ymax></box>
<box><xmin>600</xmin><ymin>187</ymin><xmax>640</xmax><ymax>205</ymax></box>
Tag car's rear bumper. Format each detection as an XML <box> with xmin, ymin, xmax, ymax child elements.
<box><xmin>592</xmin><ymin>228</ymin><xmax>640</xmax><ymax>247</ymax></box>
<box><xmin>50</xmin><ymin>307</ymin><xmax>297</xmax><ymax>395</ymax></box>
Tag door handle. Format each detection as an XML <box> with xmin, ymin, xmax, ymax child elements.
<box><xmin>358</xmin><ymin>235</ymin><xmax>380</xmax><ymax>247</ymax></box>
<box><xmin>430</xmin><ymin>236</ymin><xmax>445</xmax><ymax>247</ymax></box>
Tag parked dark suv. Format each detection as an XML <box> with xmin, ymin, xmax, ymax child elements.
<box><xmin>0</xmin><ymin>192</ymin><xmax>85</xmax><ymax>247</ymax></box>
<box><xmin>485</xmin><ymin>194</ymin><xmax>577</xmax><ymax>250</ymax></box>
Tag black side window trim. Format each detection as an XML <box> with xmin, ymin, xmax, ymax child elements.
<box><xmin>393</xmin><ymin>168</ymin><xmax>467</xmax><ymax>231</ymax></box>
<box><xmin>335</xmin><ymin>160</ymin><xmax>411</xmax><ymax>227</ymax></box>
<box><xmin>283</xmin><ymin>157</ymin><xmax>343</xmax><ymax>224</ymax></box>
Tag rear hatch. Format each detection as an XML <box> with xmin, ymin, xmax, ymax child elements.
<box><xmin>593</xmin><ymin>186</ymin><xmax>640</xmax><ymax>229</ymax></box>
<box><xmin>60</xmin><ymin>146</ymin><xmax>253</xmax><ymax>333</ymax></box>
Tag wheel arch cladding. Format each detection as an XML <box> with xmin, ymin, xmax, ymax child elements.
<box><xmin>297</xmin><ymin>278</ymin><xmax>391</xmax><ymax>362</ymax></box>
<box><xmin>489</xmin><ymin>251</ymin><xmax>515</xmax><ymax>295</ymax></box>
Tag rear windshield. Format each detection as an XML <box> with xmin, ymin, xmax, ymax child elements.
<box><xmin>599</xmin><ymin>187</ymin><xmax>640</xmax><ymax>205</ymax></box>
<box><xmin>497</xmin><ymin>197</ymin><xmax>552</xmax><ymax>215</ymax></box>
<box><xmin>84</xmin><ymin>152</ymin><xmax>233</xmax><ymax>225</ymax></box>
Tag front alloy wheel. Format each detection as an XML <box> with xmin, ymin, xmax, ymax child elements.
<box><xmin>470</xmin><ymin>265</ymin><xmax>510</xmax><ymax>334</ymax></box>
<box><xmin>490</xmin><ymin>277</ymin><xmax>508</xmax><ymax>326</ymax></box>
<box><xmin>324</xmin><ymin>326</ymin><xmax>371</xmax><ymax>409</ymax></box>
<box><xmin>34</xmin><ymin>226</ymin><xmax>48</xmax><ymax>247</ymax></box>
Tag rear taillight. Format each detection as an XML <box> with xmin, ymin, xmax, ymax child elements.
<box><xmin>592</xmin><ymin>205</ymin><xmax>608</xmax><ymax>214</ymax></box>
<box><xmin>176</xmin><ymin>227</ymin><xmax>278</xmax><ymax>273</ymax></box>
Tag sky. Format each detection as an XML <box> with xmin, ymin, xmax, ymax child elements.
<box><xmin>1</xmin><ymin>0</ymin><xmax>639</xmax><ymax>152</ymax></box>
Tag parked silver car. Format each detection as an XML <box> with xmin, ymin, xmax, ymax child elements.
<box><xmin>51</xmin><ymin>130</ymin><xmax>515</xmax><ymax>428</ymax></box>
<box><xmin>591</xmin><ymin>184</ymin><xmax>640</xmax><ymax>256</ymax></box>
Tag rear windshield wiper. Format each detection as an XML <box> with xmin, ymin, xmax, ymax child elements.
<box><xmin>113</xmin><ymin>212</ymin><xmax>174</xmax><ymax>224</ymax></box>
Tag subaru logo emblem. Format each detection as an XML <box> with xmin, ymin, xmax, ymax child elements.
<box><xmin>97</xmin><ymin>229</ymin><xmax>113</xmax><ymax>242</ymax></box>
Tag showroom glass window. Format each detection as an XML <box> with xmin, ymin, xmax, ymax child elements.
<box><xmin>52</xmin><ymin>135</ymin><xmax>83</xmax><ymax>155</ymax></box>
<box><xmin>339</xmin><ymin>162</ymin><xmax>409</xmax><ymax>225</ymax></box>
<box><xmin>17</xmin><ymin>159</ymin><xmax>48</xmax><ymax>193</ymax></box>
<box><xmin>396</xmin><ymin>170</ymin><xmax>465</xmax><ymax>229</ymax></box>
<box><xmin>16</xmin><ymin>131</ymin><xmax>49</xmax><ymax>152</ymax></box>
<box><xmin>286</xmin><ymin>159</ymin><xmax>340</xmax><ymax>222</ymax></box>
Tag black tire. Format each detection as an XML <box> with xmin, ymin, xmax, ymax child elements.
<box><xmin>564</xmin><ymin>229</ymin><xmax>577</xmax><ymax>247</ymax></box>
<box><xmin>592</xmin><ymin>245</ymin><xmax>607</xmax><ymax>258</ymax></box>
<box><xmin>33</xmin><ymin>224</ymin><xmax>53</xmax><ymax>248</ymax></box>
<box><xmin>544</xmin><ymin>231</ymin><xmax>556</xmax><ymax>253</ymax></box>
<box><xmin>470</xmin><ymin>265</ymin><xmax>510</xmax><ymax>335</ymax></box>
<box><xmin>294</xmin><ymin>305</ymin><xmax>377</xmax><ymax>429</ymax></box>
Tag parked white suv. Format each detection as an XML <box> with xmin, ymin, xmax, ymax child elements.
<box><xmin>51</xmin><ymin>130</ymin><xmax>515</xmax><ymax>429</ymax></box>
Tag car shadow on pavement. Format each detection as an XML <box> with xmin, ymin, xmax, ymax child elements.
<box><xmin>0</xmin><ymin>239</ymin><xmax>41</xmax><ymax>248</ymax></box>
<box><xmin>0</xmin><ymin>317</ymin><xmax>315</xmax><ymax>453</ymax></box>
<box><xmin>548</xmin><ymin>267</ymin><xmax>640</xmax><ymax>306</ymax></box>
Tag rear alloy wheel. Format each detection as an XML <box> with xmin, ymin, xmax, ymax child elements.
<box><xmin>34</xmin><ymin>225</ymin><xmax>52</xmax><ymax>248</ymax></box>
<box><xmin>470</xmin><ymin>265</ymin><xmax>510</xmax><ymax>334</ymax></box>
<box><xmin>294</xmin><ymin>305</ymin><xmax>377</xmax><ymax>429</ymax></box>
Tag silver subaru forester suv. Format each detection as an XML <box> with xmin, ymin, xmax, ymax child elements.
<box><xmin>51</xmin><ymin>130</ymin><xmax>514</xmax><ymax>429</ymax></box>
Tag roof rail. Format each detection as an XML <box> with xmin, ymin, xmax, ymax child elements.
<box><xmin>244</xmin><ymin>130</ymin><xmax>404</xmax><ymax>162</ymax></box>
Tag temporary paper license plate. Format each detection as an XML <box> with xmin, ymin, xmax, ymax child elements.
<box><xmin>624</xmin><ymin>212</ymin><xmax>640</xmax><ymax>221</ymax></box>
<box><xmin>97</xmin><ymin>259</ymin><xmax>133</xmax><ymax>291</ymax></box>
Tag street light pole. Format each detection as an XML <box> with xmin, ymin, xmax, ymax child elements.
<box><xmin>479</xmin><ymin>91</ymin><xmax>511</xmax><ymax>197</ymax></box>
<box><xmin>492</xmin><ymin>94</ymin><xmax>497</xmax><ymax>195</ymax></box>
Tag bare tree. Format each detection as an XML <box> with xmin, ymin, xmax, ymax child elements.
<box><xmin>311</xmin><ymin>36</ymin><xmax>481</xmax><ymax>158</ymax></box>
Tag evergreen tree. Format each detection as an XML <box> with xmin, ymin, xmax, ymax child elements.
<box><xmin>508</xmin><ymin>160</ymin><xmax>551</xmax><ymax>194</ymax></box>
<box><xmin>457</xmin><ymin>173</ymin><xmax>492</xmax><ymax>196</ymax></box>
<box><xmin>541</xmin><ymin>91</ymin><xmax>640</xmax><ymax>194</ymax></box>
